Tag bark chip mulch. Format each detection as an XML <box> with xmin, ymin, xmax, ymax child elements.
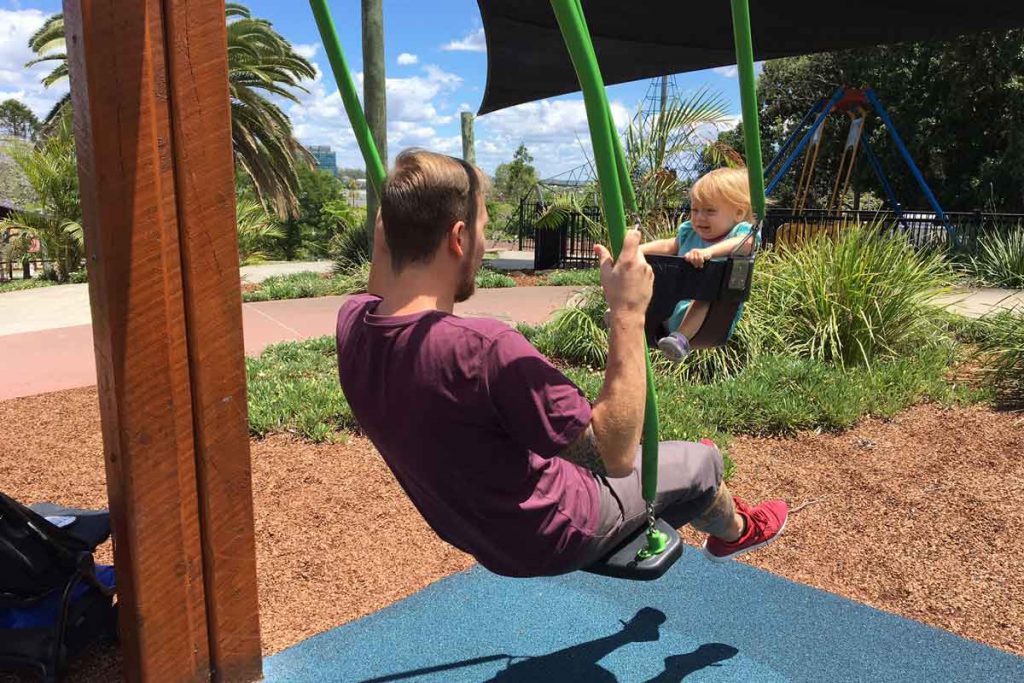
<box><xmin>2</xmin><ymin>389</ymin><xmax>1021</xmax><ymax>681</ymax></box>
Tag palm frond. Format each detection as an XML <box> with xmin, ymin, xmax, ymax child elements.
<box><xmin>26</xmin><ymin>7</ymin><xmax>313</xmax><ymax>216</ymax></box>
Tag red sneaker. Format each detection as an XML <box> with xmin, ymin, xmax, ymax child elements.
<box><xmin>702</xmin><ymin>497</ymin><xmax>788</xmax><ymax>562</ymax></box>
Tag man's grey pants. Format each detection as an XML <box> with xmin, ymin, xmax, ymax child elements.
<box><xmin>574</xmin><ymin>440</ymin><xmax>724</xmax><ymax>568</ymax></box>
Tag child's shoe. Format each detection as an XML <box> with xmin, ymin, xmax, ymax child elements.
<box><xmin>701</xmin><ymin>497</ymin><xmax>788</xmax><ymax>562</ymax></box>
<box><xmin>657</xmin><ymin>332</ymin><xmax>691</xmax><ymax>362</ymax></box>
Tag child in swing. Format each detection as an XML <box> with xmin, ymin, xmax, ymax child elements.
<box><xmin>640</xmin><ymin>167</ymin><xmax>757</xmax><ymax>361</ymax></box>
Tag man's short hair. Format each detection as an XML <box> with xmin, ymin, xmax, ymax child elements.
<box><xmin>381</xmin><ymin>149</ymin><xmax>490</xmax><ymax>272</ymax></box>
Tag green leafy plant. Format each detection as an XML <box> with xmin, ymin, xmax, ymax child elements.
<box><xmin>329</xmin><ymin>222</ymin><xmax>371</xmax><ymax>271</ymax></box>
<box><xmin>0</xmin><ymin>278</ymin><xmax>55</xmax><ymax>294</ymax></box>
<box><xmin>543</xmin><ymin>268</ymin><xmax>602</xmax><ymax>287</ymax></box>
<box><xmin>971</xmin><ymin>311</ymin><xmax>1024</xmax><ymax>405</ymax></box>
<box><xmin>0</xmin><ymin>113</ymin><xmax>82</xmax><ymax>282</ymax></box>
<box><xmin>756</xmin><ymin>225</ymin><xmax>955</xmax><ymax>366</ymax></box>
<box><xmin>475</xmin><ymin>268</ymin><xmax>516</xmax><ymax>289</ymax></box>
<box><xmin>235</xmin><ymin>197</ymin><xmax>283</xmax><ymax>265</ymax></box>
<box><xmin>246</xmin><ymin>336</ymin><xmax>354</xmax><ymax>442</ymax></box>
<box><xmin>964</xmin><ymin>228</ymin><xmax>1024</xmax><ymax>288</ymax></box>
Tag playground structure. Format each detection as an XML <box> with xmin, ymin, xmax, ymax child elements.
<box><xmin>40</xmin><ymin>0</ymin><xmax>1024</xmax><ymax>680</ymax></box>
<box><xmin>765</xmin><ymin>86</ymin><xmax>953</xmax><ymax>247</ymax></box>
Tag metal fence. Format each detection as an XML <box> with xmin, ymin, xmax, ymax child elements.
<box><xmin>515</xmin><ymin>201</ymin><xmax>1024</xmax><ymax>269</ymax></box>
<box><xmin>0</xmin><ymin>259</ymin><xmax>61</xmax><ymax>282</ymax></box>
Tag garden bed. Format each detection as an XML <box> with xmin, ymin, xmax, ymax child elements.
<box><xmin>1</xmin><ymin>387</ymin><xmax>1021</xmax><ymax>681</ymax></box>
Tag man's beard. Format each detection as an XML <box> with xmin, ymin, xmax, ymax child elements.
<box><xmin>454</xmin><ymin>257</ymin><xmax>478</xmax><ymax>304</ymax></box>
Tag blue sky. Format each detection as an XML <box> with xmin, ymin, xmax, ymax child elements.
<box><xmin>1</xmin><ymin>0</ymin><xmax>747</xmax><ymax>177</ymax></box>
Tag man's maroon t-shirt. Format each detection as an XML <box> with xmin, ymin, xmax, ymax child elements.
<box><xmin>335</xmin><ymin>294</ymin><xmax>600</xmax><ymax>576</ymax></box>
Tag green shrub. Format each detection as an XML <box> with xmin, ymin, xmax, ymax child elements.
<box><xmin>246</xmin><ymin>336</ymin><xmax>354</xmax><ymax>442</ymax></box>
<box><xmin>243</xmin><ymin>272</ymin><xmax>337</xmax><ymax>302</ymax></box>
<box><xmin>565</xmin><ymin>345</ymin><xmax>958</xmax><ymax>440</ymax></box>
<box><xmin>964</xmin><ymin>228</ymin><xmax>1024</xmax><ymax>288</ymax></box>
<box><xmin>334</xmin><ymin>259</ymin><xmax>371</xmax><ymax>294</ymax></box>
<box><xmin>755</xmin><ymin>226</ymin><xmax>954</xmax><ymax>366</ymax></box>
<box><xmin>543</xmin><ymin>269</ymin><xmax>602</xmax><ymax>287</ymax></box>
<box><xmin>971</xmin><ymin>311</ymin><xmax>1024</xmax><ymax>404</ymax></box>
<box><xmin>0</xmin><ymin>278</ymin><xmax>55</xmax><ymax>294</ymax></box>
<box><xmin>475</xmin><ymin>268</ymin><xmax>516</xmax><ymax>288</ymax></box>
<box><xmin>532</xmin><ymin>287</ymin><xmax>608</xmax><ymax>367</ymax></box>
<box><xmin>330</xmin><ymin>223</ymin><xmax>371</xmax><ymax>271</ymax></box>
<box><xmin>242</xmin><ymin>266</ymin><xmax>370</xmax><ymax>303</ymax></box>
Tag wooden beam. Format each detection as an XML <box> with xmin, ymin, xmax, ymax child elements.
<box><xmin>65</xmin><ymin>0</ymin><xmax>261</xmax><ymax>680</ymax></box>
<box><xmin>162</xmin><ymin>1</ymin><xmax>263</xmax><ymax>679</ymax></box>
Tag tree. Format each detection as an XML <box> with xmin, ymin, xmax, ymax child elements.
<box><xmin>0</xmin><ymin>112</ymin><xmax>83</xmax><ymax>282</ymax></box>
<box><xmin>274</xmin><ymin>165</ymin><xmax>362</xmax><ymax>260</ymax></box>
<box><xmin>735</xmin><ymin>29</ymin><xmax>1024</xmax><ymax>212</ymax></box>
<box><xmin>27</xmin><ymin>4</ymin><xmax>316</xmax><ymax>217</ymax></box>
<box><xmin>0</xmin><ymin>139</ymin><xmax>36</xmax><ymax>208</ymax></box>
<box><xmin>494</xmin><ymin>144</ymin><xmax>539</xmax><ymax>203</ymax></box>
<box><xmin>0</xmin><ymin>100</ymin><xmax>40</xmax><ymax>140</ymax></box>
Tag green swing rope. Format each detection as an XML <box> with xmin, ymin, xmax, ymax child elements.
<box><xmin>551</xmin><ymin>0</ymin><xmax>764</xmax><ymax>559</ymax></box>
<box><xmin>308</xmin><ymin>0</ymin><xmax>387</xmax><ymax>197</ymax></box>
<box><xmin>549</xmin><ymin>0</ymin><xmax>666</xmax><ymax>557</ymax></box>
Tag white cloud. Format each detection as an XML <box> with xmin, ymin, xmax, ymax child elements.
<box><xmin>442</xmin><ymin>28</ymin><xmax>486</xmax><ymax>53</ymax></box>
<box><xmin>293</xmin><ymin>43</ymin><xmax>319</xmax><ymax>60</ymax></box>
<box><xmin>713</xmin><ymin>65</ymin><xmax>739</xmax><ymax>78</ymax></box>
<box><xmin>397</xmin><ymin>53</ymin><xmax>418</xmax><ymax>66</ymax></box>
<box><xmin>287</xmin><ymin>64</ymin><xmax>467</xmax><ymax>168</ymax></box>
<box><xmin>0</xmin><ymin>9</ymin><xmax>67</xmax><ymax>119</ymax></box>
<box><xmin>475</xmin><ymin>98</ymin><xmax>632</xmax><ymax>177</ymax></box>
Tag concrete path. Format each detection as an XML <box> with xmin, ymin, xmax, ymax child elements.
<box><xmin>486</xmin><ymin>250</ymin><xmax>535</xmax><ymax>271</ymax></box>
<box><xmin>0</xmin><ymin>287</ymin><xmax>579</xmax><ymax>401</ymax></box>
<box><xmin>0</xmin><ymin>283</ymin><xmax>91</xmax><ymax>336</ymax></box>
<box><xmin>934</xmin><ymin>287</ymin><xmax>1024</xmax><ymax>317</ymax></box>
<box><xmin>239</xmin><ymin>260</ymin><xmax>333</xmax><ymax>283</ymax></box>
<box><xmin>2</xmin><ymin>278</ymin><xmax>1021</xmax><ymax>401</ymax></box>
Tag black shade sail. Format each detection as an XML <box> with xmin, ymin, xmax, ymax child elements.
<box><xmin>477</xmin><ymin>1</ymin><xmax>1024</xmax><ymax>114</ymax></box>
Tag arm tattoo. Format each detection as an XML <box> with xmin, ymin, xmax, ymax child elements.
<box><xmin>557</xmin><ymin>424</ymin><xmax>606</xmax><ymax>476</ymax></box>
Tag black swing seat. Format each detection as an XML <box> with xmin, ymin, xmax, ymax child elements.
<box><xmin>644</xmin><ymin>254</ymin><xmax>755</xmax><ymax>350</ymax></box>
<box><xmin>583</xmin><ymin>518</ymin><xmax>684</xmax><ymax>581</ymax></box>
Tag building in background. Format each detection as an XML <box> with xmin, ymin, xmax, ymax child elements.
<box><xmin>308</xmin><ymin>145</ymin><xmax>338</xmax><ymax>176</ymax></box>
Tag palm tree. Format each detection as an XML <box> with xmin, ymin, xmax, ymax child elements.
<box><xmin>535</xmin><ymin>90</ymin><xmax>734</xmax><ymax>243</ymax></box>
<box><xmin>27</xmin><ymin>3</ymin><xmax>315</xmax><ymax>217</ymax></box>
<box><xmin>235</xmin><ymin>196</ymin><xmax>284</xmax><ymax>265</ymax></box>
<box><xmin>0</xmin><ymin>112</ymin><xmax>83</xmax><ymax>282</ymax></box>
<box><xmin>623</xmin><ymin>89</ymin><xmax>733</xmax><ymax>236</ymax></box>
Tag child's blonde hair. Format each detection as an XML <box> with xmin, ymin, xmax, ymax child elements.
<box><xmin>690</xmin><ymin>167</ymin><xmax>753</xmax><ymax>222</ymax></box>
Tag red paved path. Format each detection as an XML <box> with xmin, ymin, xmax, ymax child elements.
<box><xmin>0</xmin><ymin>287</ymin><xmax>579</xmax><ymax>401</ymax></box>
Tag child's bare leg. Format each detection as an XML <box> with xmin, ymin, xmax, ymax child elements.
<box><xmin>676</xmin><ymin>301</ymin><xmax>711</xmax><ymax>340</ymax></box>
<box><xmin>688</xmin><ymin>482</ymin><xmax>744</xmax><ymax>542</ymax></box>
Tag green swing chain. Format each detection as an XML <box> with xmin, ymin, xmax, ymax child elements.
<box><xmin>550</xmin><ymin>0</ymin><xmax>666</xmax><ymax>559</ymax></box>
<box><xmin>308</xmin><ymin>0</ymin><xmax>387</xmax><ymax>197</ymax></box>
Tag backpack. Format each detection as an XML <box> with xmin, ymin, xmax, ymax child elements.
<box><xmin>0</xmin><ymin>492</ymin><xmax>117</xmax><ymax>682</ymax></box>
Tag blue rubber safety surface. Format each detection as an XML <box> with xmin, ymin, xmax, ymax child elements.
<box><xmin>264</xmin><ymin>548</ymin><xmax>1024</xmax><ymax>682</ymax></box>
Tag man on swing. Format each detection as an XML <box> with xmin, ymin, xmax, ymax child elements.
<box><xmin>336</xmin><ymin>149</ymin><xmax>788</xmax><ymax>577</ymax></box>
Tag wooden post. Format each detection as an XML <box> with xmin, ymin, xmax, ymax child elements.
<box><xmin>362</xmin><ymin>0</ymin><xmax>387</xmax><ymax>247</ymax></box>
<box><xmin>461</xmin><ymin>112</ymin><xmax>476</xmax><ymax>165</ymax></box>
<box><xmin>64</xmin><ymin>0</ymin><xmax>262</xmax><ymax>680</ymax></box>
